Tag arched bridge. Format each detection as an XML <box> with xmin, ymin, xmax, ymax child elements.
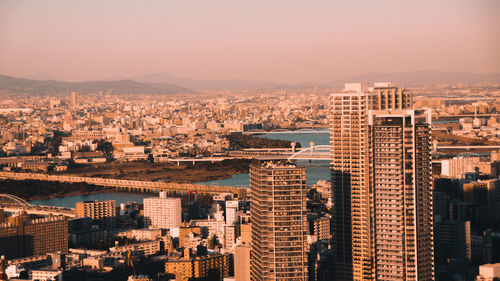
<box><xmin>287</xmin><ymin>145</ymin><xmax>330</xmax><ymax>160</ymax></box>
<box><xmin>228</xmin><ymin>145</ymin><xmax>331</xmax><ymax>160</ymax></box>
<box><xmin>243</xmin><ymin>128</ymin><xmax>329</xmax><ymax>135</ymax></box>
<box><xmin>0</xmin><ymin>193</ymin><xmax>76</xmax><ymax>217</ymax></box>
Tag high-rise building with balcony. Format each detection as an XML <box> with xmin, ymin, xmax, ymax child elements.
<box><xmin>76</xmin><ymin>200</ymin><xmax>116</xmax><ymax>228</ymax></box>
<box><xmin>76</xmin><ymin>200</ymin><xmax>116</xmax><ymax>219</ymax></box>
<box><xmin>330</xmin><ymin>83</ymin><xmax>434</xmax><ymax>281</ymax></box>
<box><xmin>369</xmin><ymin>109</ymin><xmax>434</xmax><ymax>280</ymax></box>
<box><xmin>0</xmin><ymin>215</ymin><xmax>68</xmax><ymax>259</ymax></box>
<box><xmin>144</xmin><ymin>191</ymin><xmax>181</xmax><ymax>229</ymax></box>
<box><xmin>250</xmin><ymin>159</ymin><xmax>308</xmax><ymax>281</ymax></box>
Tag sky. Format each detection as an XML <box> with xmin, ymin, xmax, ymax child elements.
<box><xmin>1</xmin><ymin>0</ymin><xmax>499</xmax><ymax>83</ymax></box>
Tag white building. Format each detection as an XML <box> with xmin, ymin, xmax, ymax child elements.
<box><xmin>143</xmin><ymin>192</ymin><xmax>181</xmax><ymax>229</ymax></box>
<box><xmin>477</xmin><ymin>263</ymin><xmax>500</xmax><ymax>280</ymax></box>
<box><xmin>225</xmin><ymin>200</ymin><xmax>239</xmax><ymax>226</ymax></box>
<box><xmin>31</xmin><ymin>269</ymin><xmax>63</xmax><ymax>281</ymax></box>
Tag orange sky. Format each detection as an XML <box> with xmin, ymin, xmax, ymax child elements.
<box><xmin>1</xmin><ymin>0</ymin><xmax>499</xmax><ymax>82</ymax></box>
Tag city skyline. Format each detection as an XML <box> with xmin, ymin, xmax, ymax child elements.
<box><xmin>0</xmin><ymin>82</ymin><xmax>499</xmax><ymax>280</ymax></box>
<box><xmin>1</xmin><ymin>1</ymin><xmax>499</xmax><ymax>280</ymax></box>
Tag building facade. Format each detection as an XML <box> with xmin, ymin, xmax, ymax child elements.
<box><xmin>369</xmin><ymin>109</ymin><xmax>434</xmax><ymax>280</ymax></box>
<box><xmin>330</xmin><ymin>83</ymin><xmax>434</xmax><ymax>280</ymax></box>
<box><xmin>164</xmin><ymin>250</ymin><xmax>230</xmax><ymax>281</ymax></box>
<box><xmin>143</xmin><ymin>192</ymin><xmax>181</xmax><ymax>229</ymax></box>
<box><xmin>0</xmin><ymin>215</ymin><xmax>68</xmax><ymax>259</ymax></box>
<box><xmin>250</xmin><ymin>159</ymin><xmax>308</xmax><ymax>281</ymax></box>
<box><xmin>76</xmin><ymin>200</ymin><xmax>116</xmax><ymax>229</ymax></box>
<box><xmin>75</xmin><ymin>200</ymin><xmax>116</xmax><ymax>220</ymax></box>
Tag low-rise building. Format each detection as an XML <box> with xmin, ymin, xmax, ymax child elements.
<box><xmin>164</xmin><ymin>250</ymin><xmax>230</xmax><ymax>281</ymax></box>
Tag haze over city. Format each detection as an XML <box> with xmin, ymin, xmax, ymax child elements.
<box><xmin>1</xmin><ymin>1</ymin><xmax>500</xmax><ymax>281</ymax></box>
<box><xmin>1</xmin><ymin>0</ymin><xmax>499</xmax><ymax>83</ymax></box>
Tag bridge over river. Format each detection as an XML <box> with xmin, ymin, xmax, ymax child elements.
<box><xmin>0</xmin><ymin>193</ymin><xmax>76</xmax><ymax>217</ymax></box>
<box><xmin>0</xmin><ymin>172</ymin><xmax>247</xmax><ymax>198</ymax></box>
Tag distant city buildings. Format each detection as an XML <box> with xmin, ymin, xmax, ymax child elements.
<box><xmin>1</xmin><ymin>82</ymin><xmax>500</xmax><ymax>280</ymax></box>
<box><xmin>70</xmin><ymin>91</ymin><xmax>78</xmax><ymax>107</ymax></box>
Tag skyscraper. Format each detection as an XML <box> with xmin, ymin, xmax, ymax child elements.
<box><xmin>250</xmin><ymin>159</ymin><xmax>308</xmax><ymax>281</ymax></box>
<box><xmin>330</xmin><ymin>83</ymin><xmax>434</xmax><ymax>280</ymax></box>
<box><xmin>369</xmin><ymin>109</ymin><xmax>434</xmax><ymax>280</ymax></box>
<box><xmin>70</xmin><ymin>91</ymin><xmax>78</xmax><ymax>107</ymax></box>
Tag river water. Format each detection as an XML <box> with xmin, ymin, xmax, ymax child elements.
<box><xmin>32</xmin><ymin>132</ymin><xmax>331</xmax><ymax>207</ymax></box>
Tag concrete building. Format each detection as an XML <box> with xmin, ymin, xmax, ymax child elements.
<box><xmin>225</xmin><ymin>200</ymin><xmax>239</xmax><ymax>226</ymax></box>
<box><xmin>440</xmin><ymin>156</ymin><xmax>492</xmax><ymax>179</ymax></box>
<box><xmin>0</xmin><ymin>215</ymin><xmax>68</xmax><ymax>259</ymax></box>
<box><xmin>31</xmin><ymin>269</ymin><xmax>63</xmax><ymax>281</ymax></box>
<box><xmin>369</xmin><ymin>109</ymin><xmax>434</xmax><ymax>281</ymax></box>
<box><xmin>224</xmin><ymin>225</ymin><xmax>236</xmax><ymax>251</ymax></box>
<box><xmin>234</xmin><ymin>244</ymin><xmax>250</xmax><ymax>281</ymax></box>
<box><xmin>463</xmin><ymin>179</ymin><xmax>500</xmax><ymax>210</ymax></box>
<box><xmin>164</xmin><ymin>249</ymin><xmax>230</xmax><ymax>281</ymax></box>
<box><xmin>330</xmin><ymin>83</ymin><xmax>434</xmax><ymax>280</ymax></box>
<box><xmin>313</xmin><ymin>215</ymin><xmax>331</xmax><ymax>241</ymax></box>
<box><xmin>434</xmin><ymin>220</ymin><xmax>471</xmax><ymax>263</ymax></box>
<box><xmin>70</xmin><ymin>91</ymin><xmax>78</xmax><ymax>107</ymax></box>
<box><xmin>143</xmin><ymin>191</ymin><xmax>181</xmax><ymax>229</ymax></box>
<box><xmin>76</xmin><ymin>200</ymin><xmax>116</xmax><ymax>228</ymax></box>
<box><xmin>250</xmin><ymin>159</ymin><xmax>308</xmax><ymax>281</ymax></box>
<box><xmin>76</xmin><ymin>200</ymin><xmax>116</xmax><ymax>220</ymax></box>
<box><xmin>116</xmin><ymin>229</ymin><xmax>162</xmax><ymax>241</ymax></box>
<box><xmin>476</xmin><ymin>263</ymin><xmax>500</xmax><ymax>280</ymax></box>
<box><xmin>110</xmin><ymin>240</ymin><xmax>160</xmax><ymax>256</ymax></box>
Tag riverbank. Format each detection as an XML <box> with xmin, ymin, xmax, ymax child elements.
<box><xmin>52</xmin><ymin>159</ymin><xmax>252</xmax><ymax>183</ymax></box>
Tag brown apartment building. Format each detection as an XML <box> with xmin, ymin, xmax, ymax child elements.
<box><xmin>250</xmin><ymin>159</ymin><xmax>308</xmax><ymax>281</ymax></box>
<box><xmin>0</xmin><ymin>215</ymin><xmax>68</xmax><ymax>259</ymax></box>
<box><xmin>76</xmin><ymin>200</ymin><xmax>116</xmax><ymax>228</ymax></box>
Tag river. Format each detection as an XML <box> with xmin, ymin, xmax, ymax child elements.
<box><xmin>32</xmin><ymin>132</ymin><xmax>331</xmax><ymax>207</ymax></box>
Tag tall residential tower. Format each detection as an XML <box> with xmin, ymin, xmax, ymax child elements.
<box><xmin>250</xmin><ymin>159</ymin><xmax>308</xmax><ymax>281</ymax></box>
<box><xmin>330</xmin><ymin>83</ymin><xmax>434</xmax><ymax>280</ymax></box>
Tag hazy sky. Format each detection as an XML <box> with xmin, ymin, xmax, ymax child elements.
<box><xmin>1</xmin><ymin>0</ymin><xmax>499</xmax><ymax>82</ymax></box>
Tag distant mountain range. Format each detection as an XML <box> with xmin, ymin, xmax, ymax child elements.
<box><xmin>3</xmin><ymin>71</ymin><xmax>499</xmax><ymax>94</ymax></box>
<box><xmin>325</xmin><ymin>71</ymin><xmax>500</xmax><ymax>88</ymax></box>
<box><xmin>0</xmin><ymin>74</ymin><xmax>193</xmax><ymax>95</ymax></box>
<box><xmin>133</xmin><ymin>73</ymin><xmax>282</xmax><ymax>91</ymax></box>
<box><xmin>133</xmin><ymin>71</ymin><xmax>500</xmax><ymax>90</ymax></box>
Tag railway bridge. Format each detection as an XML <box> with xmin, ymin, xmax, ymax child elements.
<box><xmin>0</xmin><ymin>172</ymin><xmax>247</xmax><ymax>198</ymax></box>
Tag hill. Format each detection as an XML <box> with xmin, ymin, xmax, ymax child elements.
<box><xmin>325</xmin><ymin>71</ymin><xmax>500</xmax><ymax>88</ymax></box>
<box><xmin>0</xmin><ymin>74</ymin><xmax>193</xmax><ymax>95</ymax></box>
<box><xmin>134</xmin><ymin>73</ymin><xmax>282</xmax><ymax>91</ymax></box>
